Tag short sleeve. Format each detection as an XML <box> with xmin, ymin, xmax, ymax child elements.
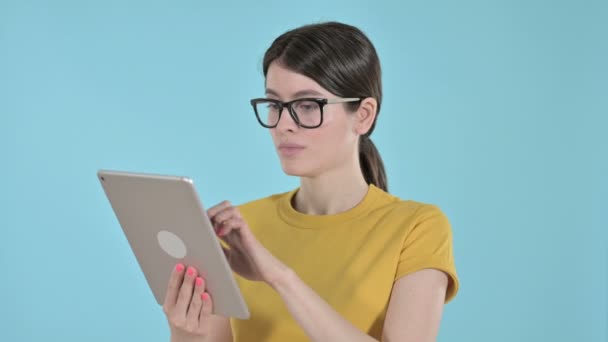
<box><xmin>395</xmin><ymin>204</ymin><xmax>460</xmax><ymax>303</ymax></box>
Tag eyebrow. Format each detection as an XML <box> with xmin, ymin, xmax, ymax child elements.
<box><xmin>265</xmin><ymin>88</ymin><xmax>326</xmax><ymax>99</ymax></box>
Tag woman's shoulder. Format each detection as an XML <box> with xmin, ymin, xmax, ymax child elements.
<box><xmin>236</xmin><ymin>189</ymin><xmax>293</xmax><ymax>213</ymax></box>
<box><xmin>375</xmin><ymin>188</ymin><xmax>441</xmax><ymax>212</ymax></box>
<box><xmin>371</xmin><ymin>186</ymin><xmax>447</xmax><ymax>220</ymax></box>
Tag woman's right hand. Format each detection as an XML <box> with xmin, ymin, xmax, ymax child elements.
<box><xmin>163</xmin><ymin>263</ymin><xmax>214</xmax><ymax>342</ymax></box>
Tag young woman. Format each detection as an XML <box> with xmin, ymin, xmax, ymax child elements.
<box><xmin>162</xmin><ymin>21</ymin><xmax>459</xmax><ymax>342</ymax></box>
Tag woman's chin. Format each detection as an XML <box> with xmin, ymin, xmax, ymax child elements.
<box><xmin>281</xmin><ymin>166</ymin><xmax>305</xmax><ymax>177</ymax></box>
<box><xmin>280</xmin><ymin>160</ymin><xmax>310</xmax><ymax>177</ymax></box>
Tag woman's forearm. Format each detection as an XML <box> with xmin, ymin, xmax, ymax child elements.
<box><xmin>268</xmin><ymin>268</ymin><xmax>378</xmax><ymax>342</ymax></box>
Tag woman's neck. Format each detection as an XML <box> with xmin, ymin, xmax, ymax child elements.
<box><xmin>293</xmin><ymin>163</ymin><xmax>369</xmax><ymax>216</ymax></box>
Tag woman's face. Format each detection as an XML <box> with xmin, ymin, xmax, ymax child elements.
<box><xmin>265</xmin><ymin>62</ymin><xmax>360</xmax><ymax>178</ymax></box>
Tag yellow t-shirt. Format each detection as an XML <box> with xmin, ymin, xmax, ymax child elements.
<box><xmin>231</xmin><ymin>184</ymin><xmax>459</xmax><ymax>341</ymax></box>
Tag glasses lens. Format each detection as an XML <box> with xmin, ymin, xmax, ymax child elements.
<box><xmin>255</xmin><ymin>100</ymin><xmax>281</xmax><ymax>127</ymax></box>
<box><xmin>292</xmin><ymin>100</ymin><xmax>321</xmax><ymax>127</ymax></box>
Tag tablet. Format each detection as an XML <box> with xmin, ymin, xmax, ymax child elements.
<box><xmin>97</xmin><ymin>169</ymin><xmax>250</xmax><ymax>319</ymax></box>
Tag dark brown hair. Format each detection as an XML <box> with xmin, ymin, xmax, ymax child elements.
<box><xmin>262</xmin><ymin>21</ymin><xmax>388</xmax><ymax>192</ymax></box>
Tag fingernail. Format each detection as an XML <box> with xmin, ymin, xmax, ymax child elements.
<box><xmin>187</xmin><ymin>266</ymin><xmax>195</xmax><ymax>276</ymax></box>
<box><xmin>175</xmin><ymin>264</ymin><xmax>185</xmax><ymax>272</ymax></box>
<box><xmin>195</xmin><ymin>277</ymin><xmax>203</xmax><ymax>287</ymax></box>
<box><xmin>201</xmin><ymin>293</ymin><xmax>209</xmax><ymax>300</ymax></box>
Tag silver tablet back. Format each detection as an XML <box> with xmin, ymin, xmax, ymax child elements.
<box><xmin>97</xmin><ymin>170</ymin><xmax>249</xmax><ymax>319</ymax></box>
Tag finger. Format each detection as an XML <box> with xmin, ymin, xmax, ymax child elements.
<box><xmin>200</xmin><ymin>292</ymin><xmax>214</xmax><ymax>320</ymax></box>
<box><xmin>212</xmin><ymin>208</ymin><xmax>242</xmax><ymax>232</ymax></box>
<box><xmin>175</xmin><ymin>266</ymin><xmax>198</xmax><ymax>317</ymax></box>
<box><xmin>186</xmin><ymin>277</ymin><xmax>206</xmax><ymax>328</ymax></box>
<box><xmin>207</xmin><ymin>200</ymin><xmax>233</xmax><ymax>220</ymax></box>
<box><xmin>163</xmin><ymin>263</ymin><xmax>185</xmax><ymax>310</ymax></box>
<box><xmin>215</xmin><ymin>205</ymin><xmax>241</xmax><ymax>222</ymax></box>
<box><xmin>210</xmin><ymin>204</ymin><xmax>243</xmax><ymax>229</ymax></box>
<box><xmin>217</xmin><ymin>216</ymin><xmax>245</xmax><ymax>236</ymax></box>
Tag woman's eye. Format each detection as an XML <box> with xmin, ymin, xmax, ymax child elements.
<box><xmin>296</xmin><ymin>102</ymin><xmax>317</xmax><ymax>112</ymax></box>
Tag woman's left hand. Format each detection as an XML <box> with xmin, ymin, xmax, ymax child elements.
<box><xmin>207</xmin><ymin>201</ymin><xmax>289</xmax><ymax>286</ymax></box>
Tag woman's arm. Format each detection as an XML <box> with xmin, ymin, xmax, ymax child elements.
<box><xmin>168</xmin><ymin>315</ymin><xmax>232</xmax><ymax>342</ymax></box>
<box><xmin>202</xmin><ymin>315</ymin><xmax>233</xmax><ymax>342</ymax></box>
<box><xmin>382</xmin><ymin>269</ymin><xmax>448</xmax><ymax>342</ymax></box>
<box><xmin>269</xmin><ymin>267</ymin><xmax>448</xmax><ymax>342</ymax></box>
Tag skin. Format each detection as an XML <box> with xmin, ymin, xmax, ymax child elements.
<box><xmin>163</xmin><ymin>61</ymin><xmax>449</xmax><ymax>342</ymax></box>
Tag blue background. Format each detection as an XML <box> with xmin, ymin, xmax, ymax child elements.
<box><xmin>1</xmin><ymin>0</ymin><xmax>606</xmax><ymax>341</ymax></box>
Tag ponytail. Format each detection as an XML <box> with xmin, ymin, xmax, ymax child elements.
<box><xmin>359</xmin><ymin>135</ymin><xmax>387</xmax><ymax>192</ymax></box>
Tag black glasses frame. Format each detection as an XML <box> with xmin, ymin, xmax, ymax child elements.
<box><xmin>250</xmin><ymin>97</ymin><xmax>361</xmax><ymax>129</ymax></box>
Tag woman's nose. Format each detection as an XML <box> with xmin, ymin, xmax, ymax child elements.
<box><xmin>275</xmin><ymin>107</ymin><xmax>299</xmax><ymax>131</ymax></box>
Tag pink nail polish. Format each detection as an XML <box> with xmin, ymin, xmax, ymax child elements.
<box><xmin>195</xmin><ymin>277</ymin><xmax>203</xmax><ymax>287</ymax></box>
<box><xmin>187</xmin><ymin>266</ymin><xmax>195</xmax><ymax>276</ymax></box>
<box><xmin>201</xmin><ymin>293</ymin><xmax>209</xmax><ymax>300</ymax></box>
<box><xmin>175</xmin><ymin>264</ymin><xmax>185</xmax><ymax>272</ymax></box>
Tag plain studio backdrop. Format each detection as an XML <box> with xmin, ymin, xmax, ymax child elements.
<box><xmin>0</xmin><ymin>1</ymin><xmax>606</xmax><ymax>341</ymax></box>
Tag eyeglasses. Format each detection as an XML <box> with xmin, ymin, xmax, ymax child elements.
<box><xmin>250</xmin><ymin>97</ymin><xmax>361</xmax><ymax>129</ymax></box>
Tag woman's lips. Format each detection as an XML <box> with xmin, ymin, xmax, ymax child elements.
<box><xmin>278</xmin><ymin>144</ymin><xmax>305</xmax><ymax>157</ymax></box>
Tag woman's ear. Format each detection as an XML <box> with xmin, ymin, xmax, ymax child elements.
<box><xmin>355</xmin><ymin>97</ymin><xmax>378</xmax><ymax>135</ymax></box>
